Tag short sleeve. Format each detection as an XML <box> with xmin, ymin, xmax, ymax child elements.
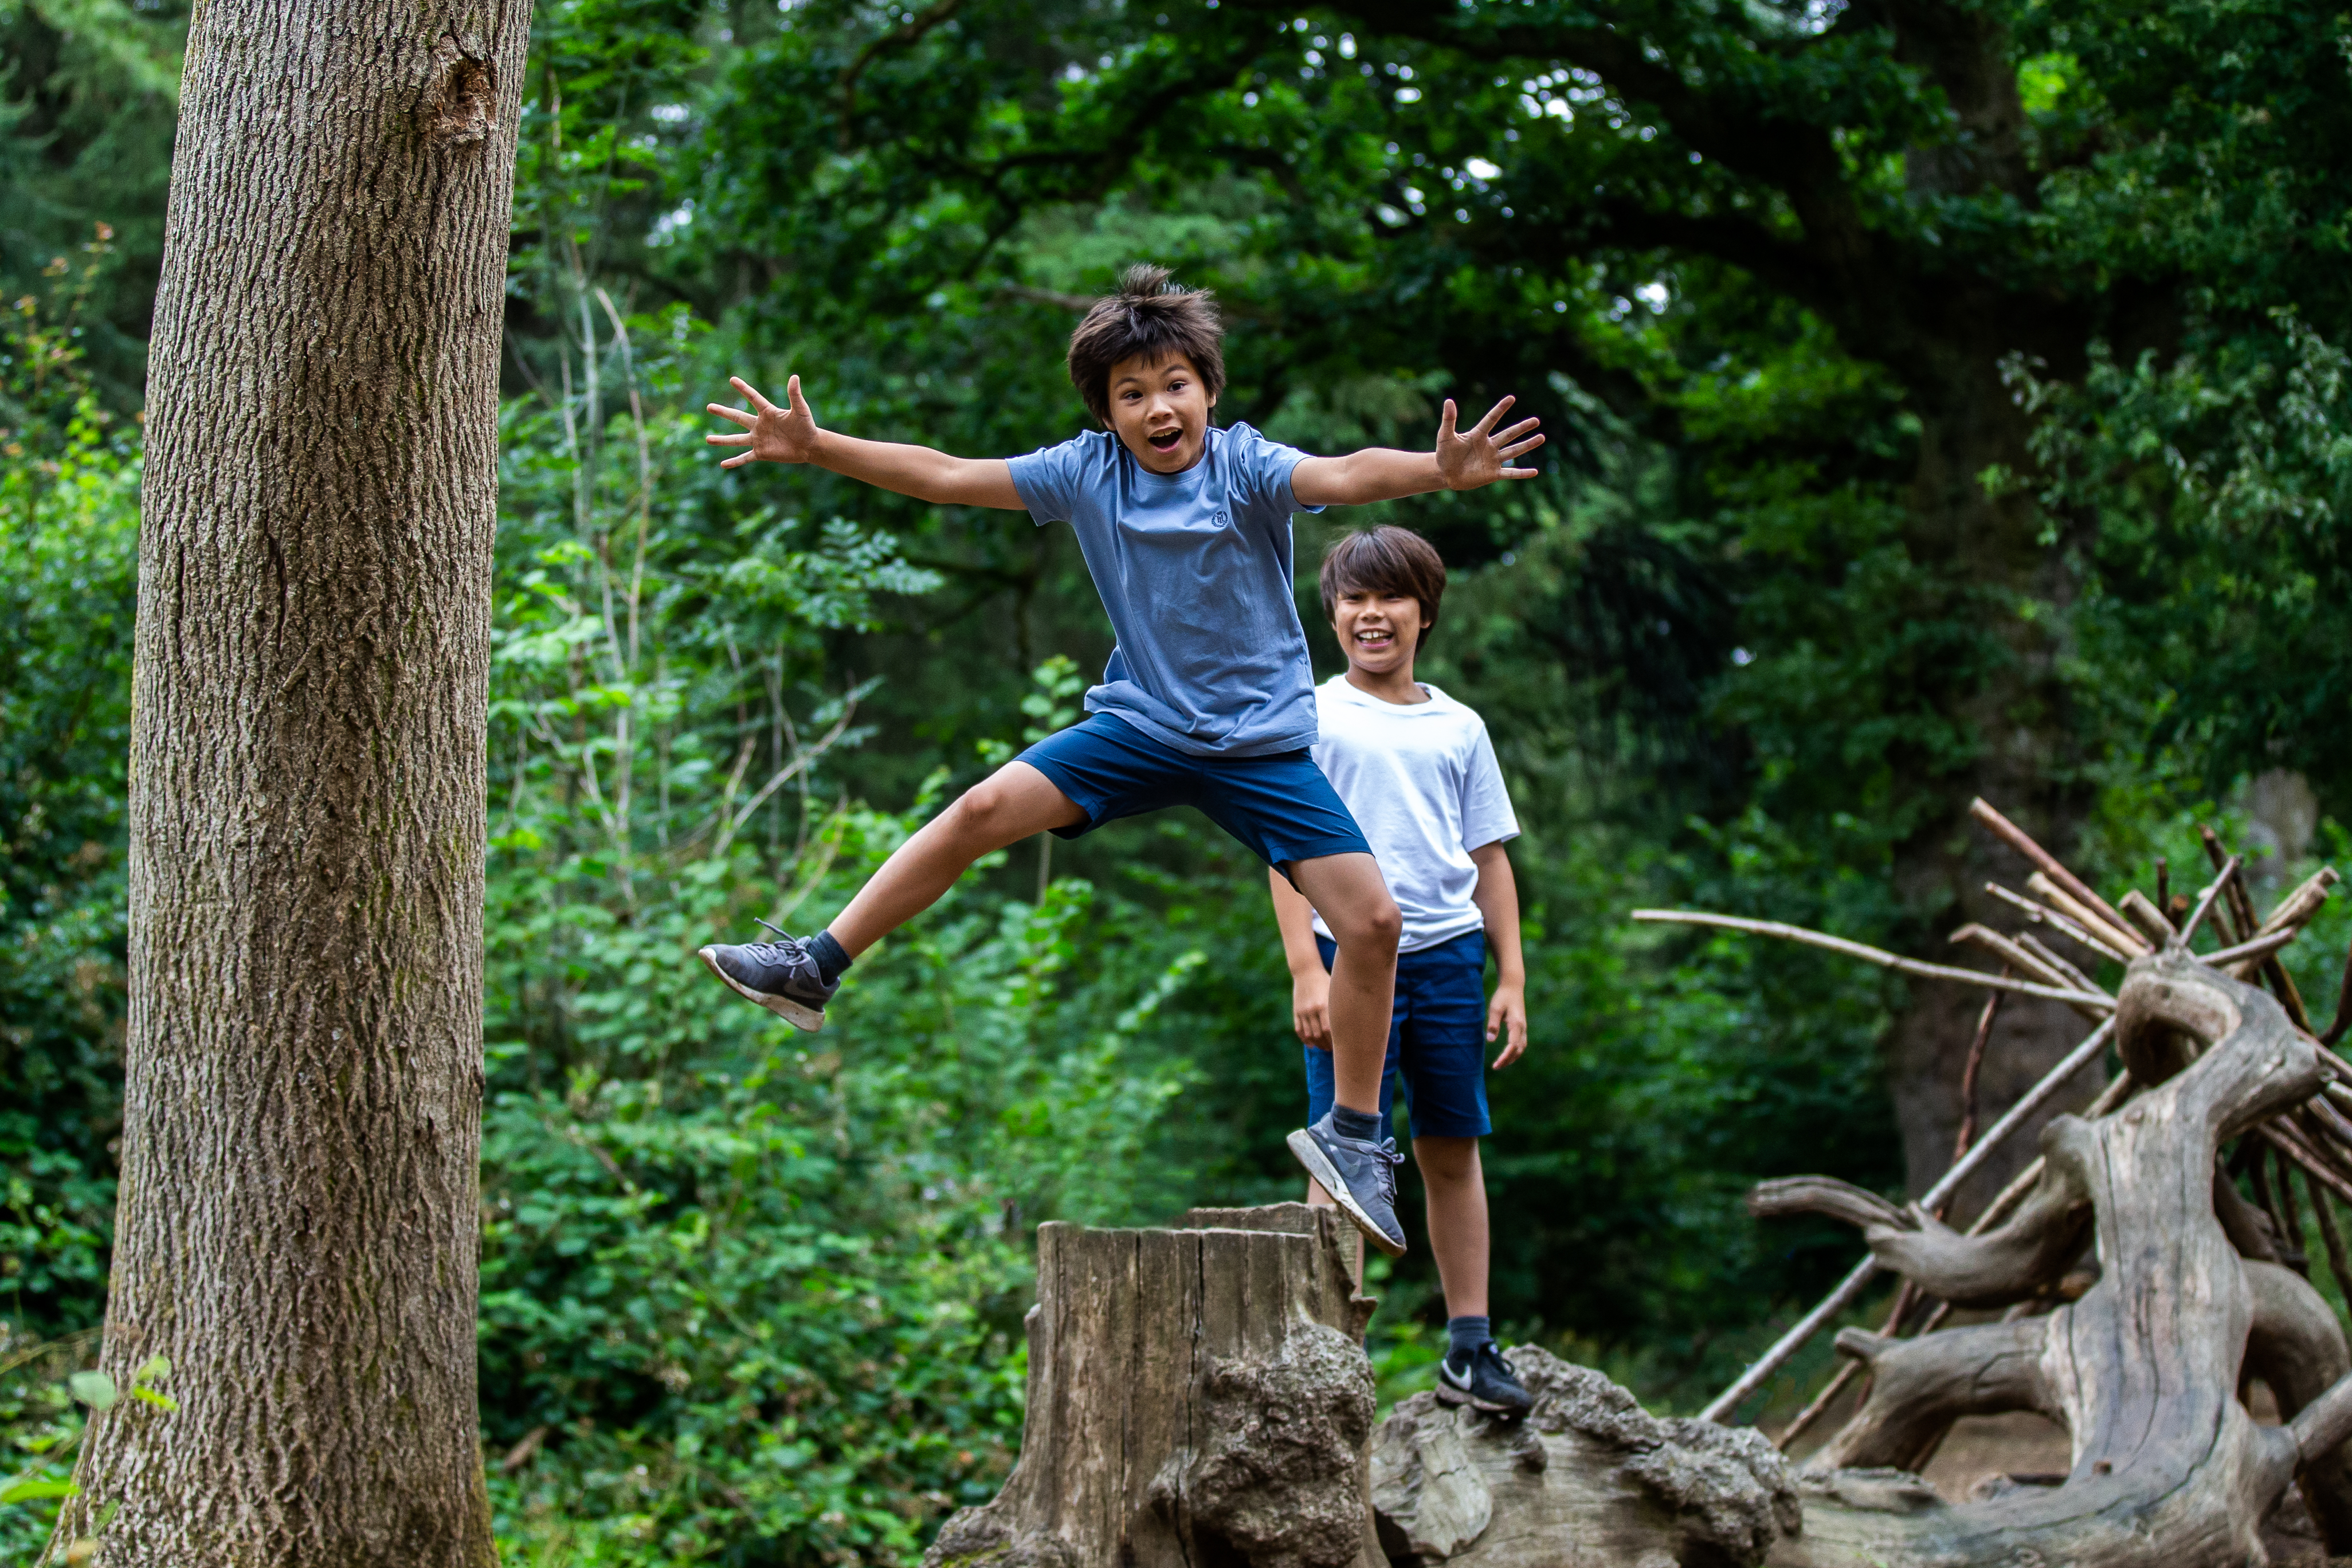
<box><xmin>1459</xmin><ymin>722</ymin><xmax>1520</xmax><ymax>851</ymax></box>
<box><xmin>1232</xmin><ymin>424</ymin><xmax>1324</xmax><ymax>517</ymax></box>
<box><xmin>1006</xmin><ymin>434</ymin><xmax>1092</xmax><ymax>527</ymax></box>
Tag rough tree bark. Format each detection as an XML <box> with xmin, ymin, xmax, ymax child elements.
<box><xmin>1758</xmin><ymin>950</ymin><xmax>2352</xmax><ymax>1568</ymax></box>
<box><xmin>928</xmin><ymin>1203</ymin><xmax>1386</xmax><ymax>1568</ymax></box>
<box><xmin>45</xmin><ymin>0</ymin><xmax>529</xmax><ymax>1558</ymax></box>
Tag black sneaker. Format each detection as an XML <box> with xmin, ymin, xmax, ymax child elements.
<box><xmin>1286</xmin><ymin>1111</ymin><xmax>1408</xmax><ymax>1257</ymax></box>
<box><xmin>1437</xmin><ymin>1342</ymin><xmax>1532</xmax><ymax>1416</ymax></box>
<box><xmin>697</xmin><ymin>923</ymin><xmax>838</xmax><ymax>1032</ymax></box>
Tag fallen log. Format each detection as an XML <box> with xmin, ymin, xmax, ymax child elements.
<box><xmin>1369</xmin><ymin>1346</ymin><xmax>1801</xmax><ymax>1566</ymax></box>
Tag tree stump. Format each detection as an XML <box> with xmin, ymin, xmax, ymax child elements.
<box><xmin>927</xmin><ymin>1202</ymin><xmax>1385</xmax><ymax>1568</ymax></box>
<box><xmin>1755</xmin><ymin>950</ymin><xmax>2352</xmax><ymax>1567</ymax></box>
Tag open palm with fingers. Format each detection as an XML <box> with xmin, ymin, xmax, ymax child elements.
<box><xmin>706</xmin><ymin>374</ymin><xmax>821</xmax><ymax>468</ymax></box>
<box><xmin>1434</xmin><ymin>395</ymin><xmax>1543</xmax><ymax>491</ymax></box>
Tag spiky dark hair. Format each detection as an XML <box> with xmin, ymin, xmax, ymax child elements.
<box><xmin>1064</xmin><ymin>264</ymin><xmax>1226</xmax><ymax>425</ymax></box>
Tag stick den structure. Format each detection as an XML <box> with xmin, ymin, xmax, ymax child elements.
<box><xmin>1643</xmin><ymin>799</ymin><xmax>2352</xmax><ymax>1568</ymax></box>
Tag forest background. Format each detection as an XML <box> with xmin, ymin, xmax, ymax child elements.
<box><xmin>7</xmin><ymin>0</ymin><xmax>2352</xmax><ymax>1561</ymax></box>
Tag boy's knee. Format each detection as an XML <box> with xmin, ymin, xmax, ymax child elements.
<box><xmin>1350</xmin><ymin>893</ymin><xmax>1402</xmax><ymax>954</ymax></box>
<box><xmin>1414</xmin><ymin>1135</ymin><xmax>1480</xmax><ymax>1183</ymax></box>
<box><xmin>949</xmin><ymin>776</ymin><xmax>1018</xmax><ymax>838</ymax></box>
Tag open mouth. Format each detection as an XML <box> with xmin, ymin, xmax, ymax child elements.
<box><xmin>1148</xmin><ymin>428</ymin><xmax>1183</xmax><ymax>453</ymax></box>
<box><xmin>1354</xmin><ymin>629</ymin><xmax>1394</xmax><ymax>650</ymax></box>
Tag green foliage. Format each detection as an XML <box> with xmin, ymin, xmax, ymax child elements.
<box><xmin>0</xmin><ymin>0</ymin><xmax>183</xmax><ymax>402</ymax></box>
<box><xmin>0</xmin><ymin>258</ymin><xmax>136</xmax><ymax>1341</ymax></box>
<box><xmin>2020</xmin><ymin>312</ymin><xmax>2352</xmax><ymax>805</ymax></box>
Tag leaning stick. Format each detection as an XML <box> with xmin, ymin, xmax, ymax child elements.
<box><xmin>2205</xmin><ymin>928</ymin><xmax>2302</xmax><ymax>969</ymax></box>
<box><xmin>2177</xmin><ymin>856</ymin><xmax>2241</xmax><ymax>948</ymax></box>
<box><xmin>1632</xmin><ymin>912</ymin><xmax>2115</xmax><ymax>1011</ymax></box>
<box><xmin>2120</xmin><ymin>889</ymin><xmax>2177</xmax><ymax>947</ymax></box>
<box><xmin>2017</xmin><ymin>931</ymin><xmax>2101</xmax><ymax>995</ymax></box>
<box><xmin>1985</xmin><ymin>881</ymin><xmax>2133</xmax><ymax>965</ymax></box>
<box><xmin>2261</xmin><ymin>1120</ymin><xmax>2352</xmax><ymax>1210</ymax></box>
<box><xmin>1702</xmin><ymin>1017</ymin><xmax>2119</xmax><ymax>1423</ymax></box>
<box><xmin>2028</xmin><ymin>872</ymin><xmax>2151</xmax><ymax>959</ymax></box>
<box><xmin>1970</xmin><ymin>798</ymin><xmax>2143</xmax><ymax>947</ymax></box>
<box><xmin>2257</xmin><ymin>868</ymin><xmax>2342</xmax><ymax>938</ymax></box>
<box><xmin>1950</xmin><ymin>925</ymin><xmax>2111</xmax><ymax>1020</ymax></box>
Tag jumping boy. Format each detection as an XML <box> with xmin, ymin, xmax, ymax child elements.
<box><xmin>697</xmin><ymin>266</ymin><xmax>1542</xmax><ymax>1257</ymax></box>
<box><xmin>1268</xmin><ymin>526</ymin><xmax>1534</xmax><ymax>1413</ymax></box>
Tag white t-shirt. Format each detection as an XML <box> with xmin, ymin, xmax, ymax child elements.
<box><xmin>1309</xmin><ymin>676</ymin><xmax>1519</xmax><ymax>954</ymax></box>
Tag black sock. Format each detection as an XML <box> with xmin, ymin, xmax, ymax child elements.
<box><xmin>1448</xmin><ymin>1316</ymin><xmax>1492</xmax><ymax>1361</ymax></box>
<box><xmin>809</xmin><ymin>930</ymin><xmax>852</xmax><ymax>986</ymax></box>
<box><xmin>1330</xmin><ymin>1104</ymin><xmax>1385</xmax><ymax>1143</ymax></box>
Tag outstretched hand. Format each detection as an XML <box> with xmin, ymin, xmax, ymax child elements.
<box><xmin>1434</xmin><ymin>395</ymin><xmax>1543</xmax><ymax>491</ymax></box>
<box><xmin>706</xmin><ymin>374</ymin><xmax>821</xmax><ymax>468</ymax></box>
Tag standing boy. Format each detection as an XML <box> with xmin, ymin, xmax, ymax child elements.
<box><xmin>1268</xmin><ymin>526</ymin><xmax>1534</xmax><ymax>1413</ymax></box>
<box><xmin>697</xmin><ymin>266</ymin><xmax>1543</xmax><ymax>1256</ymax></box>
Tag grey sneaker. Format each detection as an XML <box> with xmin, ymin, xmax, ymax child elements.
<box><xmin>1437</xmin><ymin>1342</ymin><xmax>1532</xmax><ymax>1416</ymax></box>
<box><xmin>1287</xmin><ymin>1111</ymin><xmax>1407</xmax><ymax>1257</ymax></box>
<box><xmin>697</xmin><ymin>923</ymin><xmax>837</xmax><ymax>1032</ymax></box>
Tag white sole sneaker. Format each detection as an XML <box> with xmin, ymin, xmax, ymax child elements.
<box><xmin>1286</xmin><ymin>1127</ymin><xmax>1406</xmax><ymax>1257</ymax></box>
<box><xmin>698</xmin><ymin>947</ymin><xmax>826</xmax><ymax>1032</ymax></box>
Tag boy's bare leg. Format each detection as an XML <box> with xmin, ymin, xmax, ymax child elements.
<box><xmin>1284</xmin><ymin>851</ymin><xmax>1400</xmax><ymax>1114</ymax></box>
<box><xmin>1413</xmin><ymin>1135</ymin><xmax>1489</xmax><ymax>1319</ymax></box>
<box><xmin>826</xmin><ymin>762</ymin><xmax>1087</xmax><ymax>955</ymax></box>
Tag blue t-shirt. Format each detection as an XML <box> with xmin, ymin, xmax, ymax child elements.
<box><xmin>1007</xmin><ymin>423</ymin><xmax>1324</xmax><ymax>758</ymax></box>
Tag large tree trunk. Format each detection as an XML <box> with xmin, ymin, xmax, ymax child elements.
<box><xmin>1884</xmin><ymin>350</ymin><xmax>2102</xmax><ymax>1218</ymax></box>
<box><xmin>46</xmin><ymin>0</ymin><xmax>528</xmax><ymax>1558</ymax></box>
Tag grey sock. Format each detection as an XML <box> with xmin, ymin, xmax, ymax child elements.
<box><xmin>809</xmin><ymin>930</ymin><xmax>852</xmax><ymax>986</ymax></box>
<box><xmin>1448</xmin><ymin>1316</ymin><xmax>1492</xmax><ymax>1360</ymax></box>
<box><xmin>1330</xmin><ymin>1104</ymin><xmax>1386</xmax><ymax>1143</ymax></box>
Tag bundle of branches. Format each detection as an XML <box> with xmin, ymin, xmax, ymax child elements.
<box><xmin>1636</xmin><ymin>800</ymin><xmax>2352</xmax><ymax>1568</ymax></box>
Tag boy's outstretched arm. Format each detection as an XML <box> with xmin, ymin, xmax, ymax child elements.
<box><xmin>707</xmin><ymin>374</ymin><xmax>1026</xmax><ymax>509</ymax></box>
<box><xmin>1291</xmin><ymin>395</ymin><xmax>1544</xmax><ymax>508</ymax></box>
<box><xmin>1468</xmin><ymin>840</ymin><xmax>1528</xmax><ymax>1069</ymax></box>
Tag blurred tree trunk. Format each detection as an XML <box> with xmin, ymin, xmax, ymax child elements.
<box><xmin>1877</xmin><ymin>109</ymin><xmax>2109</xmax><ymax>1215</ymax></box>
<box><xmin>46</xmin><ymin>0</ymin><xmax>528</xmax><ymax>1558</ymax></box>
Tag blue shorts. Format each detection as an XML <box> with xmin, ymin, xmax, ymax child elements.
<box><xmin>1304</xmin><ymin>930</ymin><xmax>1492</xmax><ymax>1140</ymax></box>
<box><xmin>1017</xmin><ymin>712</ymin><xmax>1371</xmax><ymax>872</ymax></box>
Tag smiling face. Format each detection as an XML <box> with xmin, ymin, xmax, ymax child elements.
<box><xmin>1104</xmin><ymin>351</ymin><xmax>1215</xmax><ymax>473</ymax></box>
<box><xmin>1331</xmin><ymin>587</ymin><xmax>1429</xmax><ymax>680</ymax></box>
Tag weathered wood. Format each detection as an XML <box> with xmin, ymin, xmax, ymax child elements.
<box><xmin>1370</xmin><ymin>1346</ymin><xmax>1800</xmax><ymax>1566</ymax></box>
<box><xmin>1703</xmin><ymin>1019</ymin><xmax>2118</xmax><ymax>1421</ymax></box>
<box><xmin>1968</xmin><ymin>798</ymin><xmax>2143</xmax><ymax>951</ymax></box>
<box><xmin>1766</xmin><ymin>951</ymin><xmax>2352</xmax><ymax>1567</ymax></box>
<box><xmin>927</xmin><ymin>1204</ymin><xmax>1383</xmax><ymax>1568</ymax></box>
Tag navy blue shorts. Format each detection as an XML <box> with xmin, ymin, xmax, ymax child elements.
<box><xmin>1304</xmin><ymin>930</ymin><xmax>1492</xmax><ymax>1139</ymax></box>
<box><xmin>1017</xmin><ymin>712</ymin><xmax>1371</xmax><ymax>871</ymax></box>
